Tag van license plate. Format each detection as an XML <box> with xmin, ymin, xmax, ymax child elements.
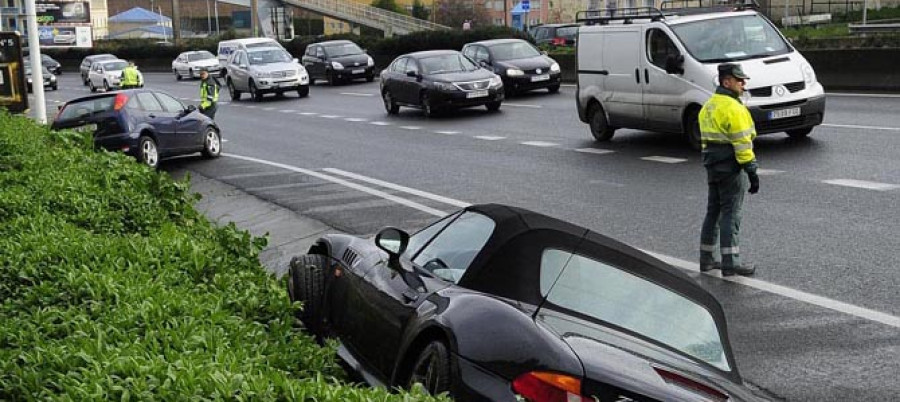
<box><xmin>75</xmin><ymin>124</ymin><xmax>98</xmax><ymax>133</ymax></box>
<box><xmin>467</xmin><ymin>90</ymin><xmax>489</xmax><ymax>99</ymax></box>
<box><xmin>531</xmin><ymin>74</ymin><xmax>550</xmax><ymax>82</ymax></box>
<box><xmin>768</xmin><ymin>107</ymin><xmax>801</xmax><ymax>120</ymax></box>
<box><xmin>352</xmin><ymin>69</ymin><xmax>365</xmax><ymax>74</ymax></box>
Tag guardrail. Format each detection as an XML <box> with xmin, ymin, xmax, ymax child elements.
<box><xmin>285</xmin><ymin>0</ymin><xmax>449</xmax><ymax>35</ymax></box>
<box><xmin>848</xmin><ymin>22</ymin><xmax>900</xmax><ymax>33</ymax></box>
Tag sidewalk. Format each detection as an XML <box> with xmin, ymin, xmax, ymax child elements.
<box><xmin>170</xmin><ymin>168</ymin><xmax>342</xmax><ymax>278</ymax></box>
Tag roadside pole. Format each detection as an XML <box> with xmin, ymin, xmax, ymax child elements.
<box><xmin>24</xmin><ymin>0</ymin><xmax>46</xmax><ymax>124</ymax></box>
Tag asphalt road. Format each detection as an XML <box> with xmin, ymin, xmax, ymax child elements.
<box><xmin>33</xmin><ymin>72</ymin><xmax>900</xmax><ymax>401</ymax></box>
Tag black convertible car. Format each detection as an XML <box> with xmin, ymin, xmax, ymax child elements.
<box><xmin>287</xmin><ymin>204</ymin><xmax>766</xmax><ymax>401</ymax></box>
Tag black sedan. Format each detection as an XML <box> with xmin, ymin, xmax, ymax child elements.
<box><xmin>463</xmin><ymin>39</ymin><xmax>562</xmax><ymax>95</ymax></box>
<box><xmin>51</xmin><ymin>89</ymin><xmax>221</xmax><ymax>169</ymax></box>
<box><xmin>302</xmin><ymin>40</ymin><xmax>375</xmax><ymax>85</ymax></box>
<box><xmin>380</xmin><ymin>50</ymin><xmax>504</xmax><ymax>117</ymax></box>
<box><xmin>287</xmin><ymin>204</ymin><xmax>766</xmax><ymax>401</ymax></box>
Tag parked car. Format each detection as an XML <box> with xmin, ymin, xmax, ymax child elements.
<box><xmin>531</xmin><ymin>23</ymin><xmax>580</xmax><ymax>47</ymax></box>
<box><xmin>80</xmin><ymin>54</ymin><xmax>118</xmax><ymax>85</ymax></box>
<box><xmin>463</xmin><ymin>39</ymin><xmax>562</xmax><ymax>95</ymax></box>
<box><xmin>172</xmin><ymin>50</ymin><xmax>221</xmax><ymax>80</ymax></box>
<box><xmin>24</xmin><ymin>61</ymin><xmax>57</xmax><ymax>92</ymax></box>
<box><xmin>51</xmin><ymin>89</ymin><xmax>222</xmax><ymax>169</ymax></box>
<box><xmin>380</xmin><ymin>50</ymin><xmax>504</xmax><ymax>117</ymax></box>
<box><xmin>224</xmin><ymin>46</ymin><xmax>310</xmax><ymax>101</ymax></box>
<box><xmin>87</xmin><ymin>59</ymin><xmax>128</xmax><ymax>92</ymax></box>
<box><xmin>287</xmin><ymin>204</ymin><xmax>767</xmax><ymax>401</ymax></box>
<box><xmin>302</xmin><ymin>40</ymin><xmax>375</xmax><ymax>85</ymax></box>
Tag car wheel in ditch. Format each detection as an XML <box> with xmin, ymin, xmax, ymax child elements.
<box><xmin>201</xmin><ymin>127</ymin><xmax>221</xmax><ymax>158</ymax></box>
<box><xmin>289</xmin><ymin>254</ymin><xmax>328</xmax><ymax>341</ymax></box>
<box><xmin>138</xmin><ymin>136</ymin><xmax>159</xmax><ymax>169</ymax></box>
<box><xmin>408</xmin><ymin>341</ymin><xmax>453</xmax><ymax>396</ymax></box>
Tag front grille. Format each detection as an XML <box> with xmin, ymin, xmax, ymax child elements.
<box><xmin>271</xmin><ymin>70</ymin><xmax>296</xmax><ymax>78</ymax></box>
<box><xmin>455</xmin><ymin>80</ymin><xmax>490</xmax><ymax>91</ymax></box>
<box><xmin>748</xmin><ymin>87</ymin><xmax>772</xmax><ymax>97</ymax></box>
<box><xmin>785</xmin><ymin>81</ymin><xmax>805</xmax><ymax>92</ymax></box>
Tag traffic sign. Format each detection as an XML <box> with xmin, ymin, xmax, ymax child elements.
<box><xmin>521</xmin><ymin>0</ymin><xmax>530</xmax><ymax>11</ymax></box>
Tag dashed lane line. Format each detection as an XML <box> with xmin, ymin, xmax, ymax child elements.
<box><xmin>340</xmin><ymin>92</ymin><xmax>375</xmax><ymax>97</ymax></box>
<box><xmin>822</xmin><ymin>123</ymin><xmax>900</xmax><ymax>132</ymax></box>
<box><xmin>435</xmin><ymin>130</ymin><xmax>461</xmax><ymax>135</ymax></box>
<box><xmin>520</xmin><ymin>141</ymin><xmax>560</xmax><ymax>147</ymax></box>
<box><xmin>756</xmin><ymin>169</ymin><xmax>785</xmax><ymax>176</ymax></box>
<box><xmin>344</xmin><ymin>117</ymin><xmax>368</xmax><ymax>122</ymax></box>
<box><xmin>370</xmin><ymin>121</ymin><xmax>391</xmax><ymax>126</ymax></box>
<box><xmin>279</xmin><ymin>110</ymin><xmax>295</xmax><ymax>113</ymax></box>
<box><xmin>822</xmin><ymin>179</ymin><xmax>899</xmax><ymax>191</ymax></box>
<box><xmin>400</xmin><ymin>126</ymin><xmax>422</xmax><ymax>130</ymax></box>
<box><xmin>474</xmin><ymin>136</ymin><xmax>505</xmax><ymax>141</ymax></box>
<box><xmin>641</xmin><ymin>156</ymin><xmax>688</xmax><ymax>164</ymax></box>
<box><xmin>574</xmin><ymin>148</ymin><xmax>615</xmax><ymax>155</ymax></box>
<box><xmin>299</xmin><ymin>112</ymin><xmax>318</xmax><ymax>116</ymax></box>
<box><xmin>320</xmin><ymin>115</ymin><xmax>342</xmax><ymax>118</ymax></box>
<box><xmin>503</xmin><ymin>102</ymin><xmax>542</xmax><ymax>108</ymax></box>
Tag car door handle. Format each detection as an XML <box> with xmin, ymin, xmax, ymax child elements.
<box><xmin>598</xmin><ymin>70</ymin><xmax>609</xmax><ymax>75</ymax></box>
<box><xmin>148</xmin><ymin>114</ymin><xmax>156</xmax><ymax>119</ymax></box>
<box><xmin>402</xmin><ymin>289</ymin><xmax>419</xmax><ymax>303</ymax></box>
<box><xmin>635</xmin><ymin>68</ymin><xmax>640</xmax><ymax>84</ymax></box>
<box><xmin>645</xmin><ymin>69</ymin><xmax>649</xmax><ymax>84</ymax></box>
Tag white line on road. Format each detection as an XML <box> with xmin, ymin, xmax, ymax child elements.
<box><xmin>756</xmin><ymin>169</ymin><xmax>785</xmax><ymax>176</ymax></box>
<box><xmin>219</xmin><ymin>102</ymin><xmax>230</xmax><ymax>105</ymax></box>
<box><xmin>821</xmin><ymin>123</ymin><xmax>900</xmax><ymax>132</ymax></box>
<box><xmin>344</xmin><ymin>117</ymin><xmax>368</xmax><ymax>122</ymax></box>
<box><xmin>400</xmin><ymin>126</ymin><xmax>422</xmax><ymax>130</ymax></box>
<box><xmin>574</xmin><ymin>148</ymin><xmax>615</xmax><ymax>155</ymax></box>
<box><xmin>246</xmin><ymin>105</ymin><xmax>258</xmax><ymax>109</ymax></box>
<box><xmin>299</xmin><ymin>112</ymin><xmax>318</xmax><ymax>116</ymax></box>
<box><xmin>826</xmin><ymin>92</ymin><xmax>900</xmax><ymax>99</ymax></box>
<box><xmin>370</xmin><ymin>121</ymin><xmax>391</xmax><ymax>126</ymax></box>
<box><xmin>435</xmin><ymin>130</ymin><xmax>461</xmax><ymax>135</ymax></box>
<box><xmin>223</xmin><ymin>155</ymin><xmax>900</xmax><ymax>329</ymax></box>
<box><xmin>641</xmin><ymin>156</ymin><xmax>688</xmax><ymax>164</ymax></box>
<box><xmin>822</xmin><ymin>179</ymin><xmax>899</xmax><ymax>191</ymax></box>
<box><xmin>340</xmin><ymin>92</ymin><xmax>375</xmax><ymax>97</ymax></box>
<box><xmin>475</xmin><ymin>136</ymin><xmax>506</xmax><ymax>141</ymax></box>
<box><xmin>503</xmin><ymin>103</ymin><xmax>542</xmax><ymax>109</ymax></box>
<box><xmin>320</xmin><ymin>115</ymin><xmax>341</xmax><ymax>118</ymax></box>
<box><xmin>322</xmin><ymin>168</ymin><xmax>471</xmax><ymax>208</ymax></box>
<box><xmin>520</xmin><ymin>141</ymin><xmax>560</xmax><ymax>147</ymax></box>
<box><xmin>263</xmin><ymin>107</ymin><xmax>276</xmax><ymax>111</ymax></box>
<box><xmin>279</xmin><ymin>110</ymin><xmax>295</xmax><ymax>113</ymax></box>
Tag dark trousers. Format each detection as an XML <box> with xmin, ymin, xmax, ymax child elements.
<box><xmin>200</xmin><ymin>104</ymin><xmax>217</xmax><ymax>119</ymax></box>
<box><xmin>700</xmin><ymin>171</ymin><xmax>747</xmax><ymax>269</ymax></box>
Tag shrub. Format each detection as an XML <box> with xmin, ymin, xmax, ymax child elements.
<box><xmin>0</xmin><ymin>112</ymin><xmax>444</xmax><ymax>401</ymax></box>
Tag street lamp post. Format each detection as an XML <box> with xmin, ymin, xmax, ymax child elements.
<box><xmin>24</xmin><ymin>0</ymin><xmax>47</xmax><ymax>123</ymax></box>
<box><xmin>214</xmin><ymin>0</ymin><xmax>220</xmax><ymax>35</ymax></box>
<box><xmin>205</xmin><ymin>0</ymin><xmax>212</xmax><ymax>34</ymax></box>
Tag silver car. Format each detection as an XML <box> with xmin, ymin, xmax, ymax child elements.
<box><xmin>88</xmin><ymin>59</ymin><xmax>128</xmax><ymax>92</ymax></box>
<box><xmin>225</xmin><ymin>46</ymin><xmax>310</xmax><ymax>101</ymax></box>
<box><xmin>172</xmin><ymin>50</ymin><xmax>222</xmax><ymax>80</ymax></box>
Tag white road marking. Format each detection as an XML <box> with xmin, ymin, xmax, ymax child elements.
<box><xmin>641</xmin><ymin>156</ymin><xmax>688</xmax><ymax>164</ymax></box>
<box><xmin>344</xmin><ymin>117</ymin><xmax>368</xmax><ymax>122</ymax></box>
<box><xmin>279</xmin><ymin>110</ymin><xmax>295</xmax><ymax>113</ymax></box>
<box><xmin>822</xmin><ymin>179</ymin><xmax>899</xmax><ymax>191</ymax></box>
<box><xmin>561</xmin><ymin>84</ymin><xmax>576</xmax><ymax>87</ymax></box>
<box><xmin>225</xmin><ymin>154</ymin><xmax>447</xmax><ymax>216</ymax></box>
<box><xmin>221</xmin><ymin>139</ymin><xmax>230</xmax><ymax>143</ymax></box>
<box><xmin>503</xmin><ymin>103</ymin><xmax>542</xmax><ymax>109</ymax></box>
<box><xmin>822</xmin><ymin>123</ymin><xmax>900</xmax><ymax>132</ymax></box>
<box><xmin>400</xmin><ymin>126</ymin><xmax>422</xmax><ymax>130</ymax></box>
<box><xmin>574</xmin><ymin>148</ymin><xmax>615</xmax><ymax>155</ymax></box>
<box><xmin>826</xmin><ymin>92</ymin><xmax>900</xmax><ymax>99</ymax></box>
<box><xmin>756</xmin><ymin>169</ymin><xmax>785</xmax><ymax>175</ymax></box>
<box><xmin>520</xmin><ymin>141</ymin><xmax>559</xmax><ymax>147</ymax></box>
<box><xmin>320</xmin><ymin>115</ymin><xmax>341</xmax><ymax>118</ymax></box>
<box><xmin>223</xmin><ymin>154</ymin><xmax>900</xmax><ymax>329</ymax></box>
<box><xmin>299</xmin><ymin>112</ymin><xmax>318</xmax><ymax>116</ymax></box>
<box><xmin>322</xmin><ymin>168</ymin><xmax>471</xmax><ymax>208</ymax></box>
<box><xmin>340</xmin><ymin>92</ymin><xmax>375</xmax><ymax>97</ymax></box>
<box><xmin>263</xmin><ymin>107</ymin><xmax>276</xmax><ymax>111</ymax></box>
<box><xmin>219</xmin><ymin>101</ymin><xmax>230</xmax><ymax>105</ymax></box>
<box><xmin>435</xmin><ymin>130</ymin><xmax>461</xmax><ymax>135</ymax></box>
<box><xmin>246</xmin><ymin>105</ymin><xmax>258</xmax><ymax>109</ymax></box>
<box><xmin>475</xmin><ymin>135</ymin><xmax>505</xmax><ymax>141</ymax></box>
<box><xmin>370</xmin><ymin>121</ymin><xmax>391</xmax><ymax>126</ymax></box>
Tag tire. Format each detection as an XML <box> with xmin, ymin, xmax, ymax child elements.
<box><xmin>82</xmin><ymin>74</ymin><xmax>88</xmax><ymax>86</ymax></box>
<box><xmin>89</xmin><ymin>81</ymin><xmax>97</xmax><ymax>93</ymax></box>
<box><xmin>297</xmin><ymin>85</ymin><xmax>309</xmax><ymax>98</ymax></box>
<box><xmin>288</xmin><ymin>254</ymin><xmax>328</xmax><ymax>339</ymax></box>
<box><xmin>588</xmin><ymin>103</ymin><xmax>616</xmax><ymax>142</ymax></box>
<box><xmin>249</xmin><ymin>81</ymin><xmax>263</xmax><ymax>102</ymax></box>
<box><xmin>366</xmin><ymin>75</ymin><xmax>375</xmax><ymax>83</ymax></box>
<box><xmin>138</xmin><ymin>136</ymin><xmax>159</xmax><ymax>169</ymax></box>
<box><xmin>175</xmin><ymin>69</ymin><xmax>182</xmax><ymax>81</ymax></box>
<box><xmin>103</xmin><ymin>80</ymin><xmax>111</xmax><ymax>92</ymax></box>
<box><xmin>786</xmin><ymin>127</ymin><xmax>813</xmax><ymax>138</ymax></box>
<box><xmin>228</xmin><ymin>79</ymin><xmax>241</xmax><ymax>101</ymax></box>
<box><xmin>327</xmin><ymin>72</ymin><xmax>337</xmax><ymax>86</ymax></box>
<box><xmin>383</xmin><ymin>90</ymin><xmax>399</xmax><ymax>114</ymax></box>
<box><xmin>548</xmin><ymin>84</ymin><xmax>560</xmax><ymax>93</ymax></box>
<box><xmin>188</xmin><ymin>68</ymin><xmax>194</xmax><ymax>79</ymax></box>
<box><xmin>201</xmin><ymin>127</ymin><xmax>221</xmax><ymax>158</ymax></box>
<box><xmin>486</xmin><ymin>101</ymin><xmax>502</xmax><ymax>112</ymax></box>
<box><xmin>51</xmin><ymin>83</ymin><xmax>58</xmax><ymax>91</ymax></box>
<box><xmin>407</xmin><ymin>341</ymin><xmax>454</xmax><ymax>396</ymax></box>
<box><xmin>685</xmin><ymin>111</ymin><xmax>702</xmax><ymax>150</ymax></box>
<box><xmin>422</xmin><ymin>92</ymin><xmax>437</xmax><ymax>117</ymax></box>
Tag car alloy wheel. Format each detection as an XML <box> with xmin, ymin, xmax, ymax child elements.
<box><xmin>250</xmin><ymin>81</ymin><xmax>262</xmax><ymax>102</ymax></box>
<box><xmin>104</xmin><ymin>80</ymin><xmax>111</xmax><ymax>92</ymax></box>
<box><xmin>89</xmin><ymin>81</ymin><xmax>97</xmax><ymax>93</ymax></box>
<box><xmin>228</xmin><ymin>79</ymin><xmax>241</xmax><ymax>101</ymax></box>
<box><xmin>202</xmin><ymin>127</ymin><xmax>221</xmax><ymax>158</ymax></box>
<box><xmin>422</xmin><ymin>93</ymin><xmax>436</xmax><ymax>117</ymax></box>
<box><xmin>408</xmin><ymin>341</ymin><xmax>452</xmax><ymax>396</ymax></box>
<box><xmin>175</xmin><ymin>70</ymin><xmax>182</xmax><ymax>81</ymax></box>
<box><xmin>383</xmin><ymin>90</ymin><xmax>399</xmax><ymax>114</ymax></box>
<box><xmin>138</xmin><ymin>136</ymin><xmax>159</xmax><ymax>169</ymax></box>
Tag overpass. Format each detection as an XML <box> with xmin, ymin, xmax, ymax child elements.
<box><xmin>218</xmin><ymin>0</ymin><xmax>449</xmax><ymax>38</ymax></box>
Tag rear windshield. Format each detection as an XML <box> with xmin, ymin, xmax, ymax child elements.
<box><xmin>557</xmin><ymin>26</ymin><xmax>578</xmax><ymax>38</ymax></box>
<box><xmin>58</xmin><ymin>96</ymin><xmax>116</xmax><ymax>121</ymax></box>
<box><xmin>101</xmin><ymin>61</ymin><xmax>128</xmax><ymax>71</ymax></box>
<box><xmin>541</xmin><ymin>249</ymin><xmax>730</xmax><ymax>371</ymax></box>
<box><xmin>188</xmin><ymin>51</ymin><xmax>215</xmax><ymax>61</ymax></box>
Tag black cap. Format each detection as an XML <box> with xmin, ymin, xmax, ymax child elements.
<box><xmin>718</xmin><ymin>63</ymin><xmax>749</xmax><ymax>80</ymax></box>
<box><xmin>199</xmin><ymin>67</ymin><xmax>209</xmax><ymax>73</ymax></box>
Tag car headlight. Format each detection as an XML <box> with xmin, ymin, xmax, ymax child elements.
<box><xmin>802</xmin><ymin>64</ymin><xmax>816</xmax><ymax>85</ymax></box>
<box><xmin>27</xmin><ymin>78</ymin><xmax>32</xmax><ymax>83</ymax></box>
<box><xmin>331</xmin><ymin>61</ymin><xmax>344</xmax><ymax>70</ymax></box>
<box><xmin>434</xmin><ymin>82</ymin><xmax>456</xmax><ymax>91</ymax></box>
<box><xmin>507</xmin><ymin>68</ymin><xmax>524</xmax><ymax>77</ymax></box>
<box><xmin>50</xmin><ymin>75</ymin><xmax>57</xmax><ymax>82</ymax></box>
<box><xmin>550</xmin><ymin>62</ymin><xmax>560</xmax><ymax>73</ymax></box>
<box><xmin>489</xmin><ymin>76</ymin><xmax>502</xmax><ymax>88</ymax></box>
<box><xmin>367</xmin><ymin>56</ymin><xmax>375</xmax><ymax>67</ymax></box>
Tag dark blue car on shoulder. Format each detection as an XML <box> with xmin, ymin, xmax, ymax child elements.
<box><xmin>51</xmin><ymin>89</ymin><xmax>222</xmax><ymax>169</ymax></box>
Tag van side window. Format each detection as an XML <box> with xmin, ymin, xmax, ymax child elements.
<box><xmin>647</xmin><ymin>29</ymin><xmax>680</xmax><ymax>70</ymax></box>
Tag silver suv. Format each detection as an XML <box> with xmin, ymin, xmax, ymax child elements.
<box><xmin>225</xmin><ymin>46</ymin><xmax>310</xmax><ymax>101</ymax></box>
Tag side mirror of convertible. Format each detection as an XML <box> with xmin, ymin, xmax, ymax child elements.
<box><xmin>376</xmin><ymin>227</ymin><xmax>409</xmax><ymax>260</ymax></box>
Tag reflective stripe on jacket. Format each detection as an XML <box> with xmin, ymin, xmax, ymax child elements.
<box><xmin>699</xmin><ymin>90</ymin><xmax>757</xmax><ymax>165</ymax></box>
<box><xmin>121</xmin><ymin>66</ymin><xmax>140</xmax><ymax>86</ymax></box>
<box><xmin>200</xmin><ymin>78</ymin><xmax>219</xmax><ymax>109</ymax></box>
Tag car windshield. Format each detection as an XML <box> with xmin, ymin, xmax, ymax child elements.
<box><xmin>102</xmin><ymin>61</ymin><xmax>128</xmax><ymax>71</ymax></box>
<box><xmin>248</xmin><ymin>49</ymin><xmax>292</xmax><ymax>65</ymax></box>
<box><xmin>671</xmin><ymin>14</ymin><xmax>791</xmax><ymax>62</ymax></box>
<box><xmin>420</xmin><ymin>54</ymin><xmax>479</xmax><ymax>75</ymax></box>
<box><xmin>188</xmin><ymin>51</ymin><xmax>215</xmax><ymax>61</ymax></box>
<box><xmin>489</xmin><ymin>42</ymin><xmax>542</xmax><ymax>61</ymax></box>
<box><xmin>246</xmin><ymin>41</ymin><xmax>278</xmax><ymax>48</ymax></box>
<box><xmin>324</xmin><ymin>43</ymin><xmax>364</xmax><ymax>57</ymax></box>
<box><xmin>57</xmin><ymin>96</ymin><xmax>116</xmax><ymax>121</ymax></box>
<box><xmin>540</xmin><ymin>249</ymin><xmax>731</xmax><ymax>371</ymax></box>
<box><xmin>557</xmin><ymin>26</ymin><xmax>578</xmax><ymax>39</ymax></box>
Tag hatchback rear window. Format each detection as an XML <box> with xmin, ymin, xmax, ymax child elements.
<box><xmin>57</xmin><ymin>96</ymin><xmax>116</xmax><ymax>121</ymax></box>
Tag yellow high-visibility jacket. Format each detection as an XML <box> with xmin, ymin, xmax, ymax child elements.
<box><xmin>121</xmin><ymin>66</ymin><xmax>141</xmax><ymax>87</ymax></box>
<box><xmin>699</xmin><ymin>89</ymin><xmax>757</xmax><ymax>166</ymax></box>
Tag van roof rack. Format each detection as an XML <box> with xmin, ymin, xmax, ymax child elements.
<box><xmin>659</xmin><ymin>0</ymin><xmax>760</xmax><ymax>15</ymax></box>
<box><xmin>575</xmin><ymin>7</ymin><xmax>666</xmax><ymax>25</ymax></box>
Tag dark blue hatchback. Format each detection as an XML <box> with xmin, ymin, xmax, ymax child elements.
<box><xmin>52</xmin><ymin>89</ymin><xmax>222</xmax><ymax>168</ymax></box>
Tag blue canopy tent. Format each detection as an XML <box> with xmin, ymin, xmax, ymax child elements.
<box><xmin>108</xmin><ymin>7</ymin><xmax>171</xmax><ymax>24</ymax></box>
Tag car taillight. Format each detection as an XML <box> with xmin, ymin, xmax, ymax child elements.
<box><xmin>512</xmin><ymin>372</ymin><xmax>591</xmax><ymax>402</ymax></box>
<box><xmin>654</xmin><ymin>367</ymin><xmax>729</xmax><ymax>401</ymax></box>
<box><xmin>551</xmin><ymin>37</ymin><xmax>566</xmax><ymax>46</ymax></box>
<box><xmin>113</xmin><ymin>93</ymin><xmax>129</xmax><ymax>111</ymax></box>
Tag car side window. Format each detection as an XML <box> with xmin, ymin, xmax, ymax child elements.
<box><xmin>406</xmin><ymin>59</ymin><xmax>420</xmax><ymax>74</ymax></box>
<box><xmin>391</xmin><ymin>58</ymin><xmax>407</xmax><ymax>73</ymax></box>
<box><xmin>412</xmin><ymin>212</ymin><xmax>495</xmax><ymax>283</ymax></box>
<box><xmin>535</xmin><ymin>28</ymin><xmax>548</xmax><ymax>41</ymax></box>
<box><xmin>125</xmin><ymin>96</ymin><xmax>141</xmax><ymax>110</ymax></box>
<box><xmin>462</xmin><ymin>46</ymin><xmax>475</xmax><ymax>59</ymax></box>
<box><xmin>136</xmin><ymin>92</ymin><xmax>164</xmax><ymax>112</ymax></box>
<box><xmin>305</xmin><ymin>46</ymin><xmax>315</xmax><ymax>57</ymax></box>
<box><xmin>647</xmin><ymin>28</ymin><xmax>680</xmax><ymax>70</ymax></box>
<box><xmin>475</xmin><ymin>47</ymin><xmax>489</xmax><ymax>62</ymax></box>
<box><xmin>315</xmin><ymin>47</ymin><xmax>325</xmax><ymax>58</ymax></box>
<box><xmin>155</xmin><ymin>93</ymin><xmax>185</xmax><ymax>113</ymax></box>
<box><xmin>405</xmin><ymin>211</ymin><xmax>461</xmax><ymax>259</ymax></box>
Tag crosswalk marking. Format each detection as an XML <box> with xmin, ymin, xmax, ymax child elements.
<box><xmin>823</xmin><ymin>179</ymin><xmax>899</xmax><ymax>191</ymax></box>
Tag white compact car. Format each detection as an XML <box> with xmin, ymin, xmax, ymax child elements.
<box><xmin>172</xmin><ymin>50</ymin><xmax>222</xmax><ymax>80</ymax></box>
<box><xmin>88</xmin><ymin>59</ymin><xmax>128</xmax><ymax>92</ymax></box>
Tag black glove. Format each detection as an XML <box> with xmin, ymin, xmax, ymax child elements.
<box><xmin>748</xmin><ymin>173</ymin><xmax>760</xmax><ymax>194</ymax></box>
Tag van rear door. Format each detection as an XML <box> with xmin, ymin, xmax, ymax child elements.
<box><xmin>601</xmin><ymin>28</ymin><xmax>644</xmax><ymax>128</ymax></box>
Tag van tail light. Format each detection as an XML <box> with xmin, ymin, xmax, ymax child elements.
<box><xmin>512</xmin><ymin>371</ymin><xmax>591</xmax><ymax>402</ymax></box>
<box><xmin>113</xmin><ymin>93</ymin><xmax>129</xmax><ymax>111</ymax></box>
<box><xmin>654</xmin><ymin>367</ymin><xmax>729</xmax><ymax>401</ymax></box>
<box><xmin>551</xmin><ymin>37</ymin><xmax>567</xmax><ymax>46</ymax></box>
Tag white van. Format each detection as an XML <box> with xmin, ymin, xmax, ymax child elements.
<box><xmin>575</xmin><ymin>3</ymin><xmax>825</xmax><ymax>149</ymax></box>
<box><xmin>217</xmin><ymin>38</ymin><xmax>284</xmax><ymax>70</ymax></box>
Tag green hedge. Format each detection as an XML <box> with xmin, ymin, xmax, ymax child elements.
<box><xmin>0</xmin><ymin>113</ymin><xmax>443</xmax><ymax>401</ymax></box>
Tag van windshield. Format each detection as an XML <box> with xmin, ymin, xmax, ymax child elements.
<box><xmin>670</xmin><ymin>14</ymin><xmax>791</xmax><ymax>63</ymax></box>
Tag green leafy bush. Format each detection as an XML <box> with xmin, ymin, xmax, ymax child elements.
<box><xmin>0</xmin><ymin>112</ymin><xmax>444</xmax><ymax>401</ymax></box>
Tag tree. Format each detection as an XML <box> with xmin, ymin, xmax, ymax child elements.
<box><xmin>371</xmin><ymin>0</ymin><xmax>407</xmax><ymax>14</ymax></box>
<box><xmin>412</xmin><ymin>0</ymin><xmax>431</xmax><ymax>20</ymax></box>
<box><xmin>434</xmin><ymin>0</ymin><xmax>490</xmax><ymax>28</ymax></box>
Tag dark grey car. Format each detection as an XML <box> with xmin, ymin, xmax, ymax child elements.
<box><xmin>463</xmin><ymin>39</ymin><xmax>562</xmax><ymax>95</ymax></box>
<box><xmin>302</xmin><ymin>40</ymin><xmax>375</xmax><ymax>85</ymax></box>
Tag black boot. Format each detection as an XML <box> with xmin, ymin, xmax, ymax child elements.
<box><xmin>700</xmin><ymin>262</ymin><xmax>721</xmax><ymax>272</ymax></box>
<box><xmin>722</xmin><ymin>264</ymin><xmax>755</xmax><ymax>276</ymax></box>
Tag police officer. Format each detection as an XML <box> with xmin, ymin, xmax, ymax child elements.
<box><xmin>120</xmin><ymin>61</ymin><xmax>143</xmax><ymax>89</ymax></box>
<box><xmin>698</xmin><ymin>63</ymin><xmax>759</xmax><ymax>276</ymax></box>
<box><xmin>198</xmin><ymin>68</ymin><xmax>220</xmax><ymax>119</ymax></box>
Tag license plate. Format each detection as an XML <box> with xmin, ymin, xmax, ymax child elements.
<box><xmin>531</xmin><ymin>74</ymin><xmax>550</xmax><ymax>82</ymax></box>
<box><xmin>75</xmin><ymin>123</ymin><xmax>97</xmax><ymax>133</ymax></box>
<box><xmin>768</xmin><ymin>107</ymin><xmax>801</xmax><ymax>120</ymax></box>
<box><xmin>279</xmin><ymin>81</ymin><xmax>296</xmax><ymax>88</ymax></box>
<box><xmin>351</xmin><ymin>69</ymin><xmax>365</xmax><ymax>74</ymax></box>
<box><xmin>467</xmin><ymin>90</ymin><xmax>489</xmax><ymax>99</ymax></box>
